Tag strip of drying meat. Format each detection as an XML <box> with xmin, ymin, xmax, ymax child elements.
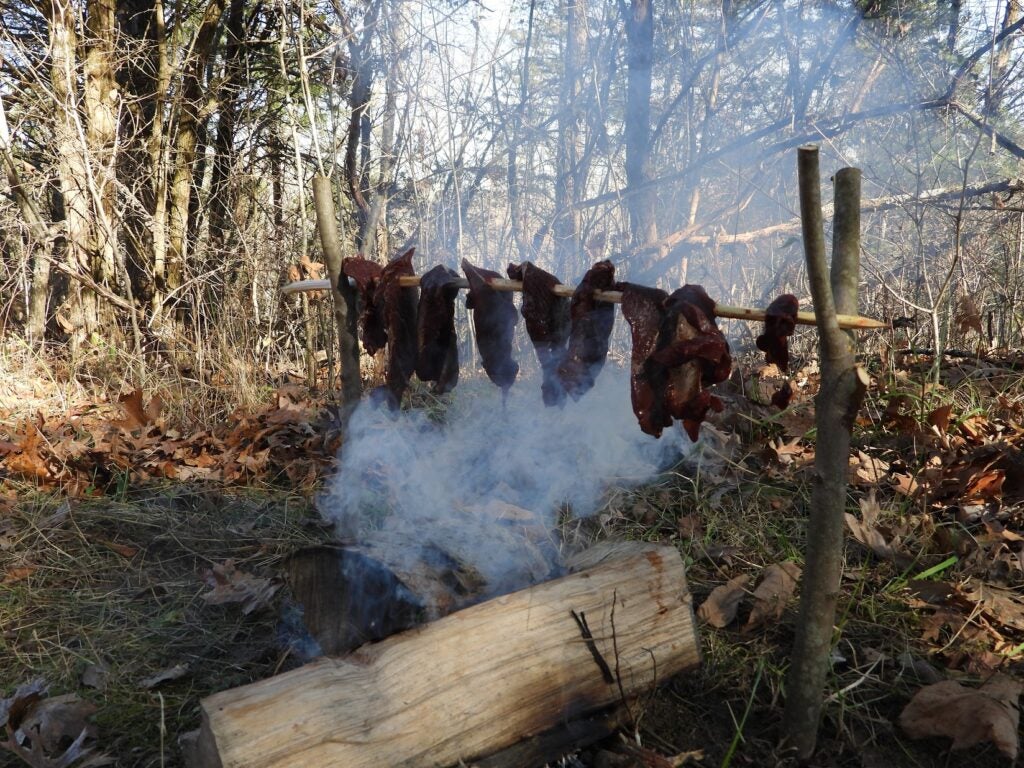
<box><xmin>756</xmin><ymin>294</ymin><xmax>798</xmax><ymax>410</ymax></box>
<box><xmin>558</xmin><ymin>260</ymin><xmax>616</xmax><ymax>401</ymax></box>
<box><xmin>771</xmin><ymin>380</ymin><xmax>794</xmax><ymax>410</ymax></box>
<box><xmin>341</xmin><ymin>257</ymin><xmax>387</xmax><ymax>355</ymax></box>
<box><xmin>619</xmin><ymin>283</ymin><xmax>673</xmax><ymax>437</ymax></box>
<box><xmin>416</xmin><ymin>264</ymin><xmax>461</xmax><ymax>394</ymax></box>
<box><xmin>619</xmin><ymin>283</ymin><xmax>732</xmax><ymax>440</ymax></box>
<box><xmin>507</xmin><ymin>262</ymin><xmax>570</xmax><ymax>406</ymax></box>
<box><xmin>374</xmin><ymin>248</ymin><xmax>419</xmax><ymax>405</ymax></box>
<box><xmin>756</xmin><ymin>294</ymin><xmax>799</xmax><ymax>372</ymax></box>
<box><xmin>462</xmin><ymin>259</ymin><xmax>519</xmax><ymax>394</ymax></box>
<box><xmin>649</xmin><ymin>286</ymin><xmax>731</xmax><ymax>441</ymax></box>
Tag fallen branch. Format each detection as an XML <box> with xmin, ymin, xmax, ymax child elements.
<box><xmin>281</xmin><ymin>277</ymin><xmax>888</xmax><ymax>330</ymax></box>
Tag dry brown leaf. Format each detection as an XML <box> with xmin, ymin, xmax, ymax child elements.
<box><xmin>844</xmin><ymin>491</ymin><xmax>898</xmax><ymax>561</ymax></box>
<box><xmin>0</xmin><ymin>680</ymin><xmax>104</xmax><ymax>767</ymax></box>
<box><xmin>892</xmin><ymin>473</ymin><xmax>920</xmax><ymax>497</ymax></box>
<box><xmin>743</xmin><ymin>562</ymin><xmax>801</xmax><ymax>632</ymax></box>
<box><xmin>139</xmin><ymin>663</ymin><xmax>188</xmax><ymax>690</ymax></box>
<box><xmin>899</xmin><ymin>673</ymin><xmax>1021</xmax><ymax>760</ymax></box>
<box><xmin>961</xmin><ymin>469</ymin><xmax>1005</xmax><ymax>504</ymax></box>
<box><xmin>2</xmin><ymin>564</ymin><xmax>37</xmax><ymax>585</ymax></box>
<box><xmin>97</xmin><ymin>540</ymin><xmax>138</xmax><ymax>559</ymax></box>
<box><xmin>927</xmin><ymin>404</ymin><xmax>953</xmax><ymax>433</ymax></box>
<box><xmin>955</xmin><ymin>296</ymin><xmax>984</xmax><ymax>337</ymax></box>
<box><xmin>201</xmin><ymin>561</ymin><xmax>280</xmax><ymax>615</ymax></box>
<box><xmin>850</xmin><ymin>450</ymin><xmax>889</xmax><ymax>485</ymax></box>
<box><xmin>957</xmin><ymin>579</ymin><xmax>1024</xmax><ymax>632</ymax></box>
<box><xmin>677</xmin><ymin>514</ymin><xmax>702</xmax><ymax>540</ymax></box>
<box><xmin>0</xmin><ymin>519</ymin><xmax>17</xmax><ymax>551</ymax></box>
<box><xmin>118</xmin><ymin>390</ymin><xmax>148</xmax><ymax>429</ymax></box>
<box><xmin>4</xmin><ymin>422</ymin><xmax>51</xmax><ymax>481</ymax></box>
<box><xmin>697</xmin><ymin>575</ymin><xmax>749</xmax><ymax>628</ymax></box>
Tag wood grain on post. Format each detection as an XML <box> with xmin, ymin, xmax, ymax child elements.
<box><xmin>781</xmin><ymin>149</ymin><xmax>869</xmax><ymax>759</ymax></box>
<box><xmin>194</xmin><ymin>543</ymin><xmax>699</xmax><ymax>768</ymax></box>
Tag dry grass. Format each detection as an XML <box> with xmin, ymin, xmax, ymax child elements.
<box><xmin>0</xmin><ymin>482</ymin><xmax>328</xmax><ymax>768</ymax></box>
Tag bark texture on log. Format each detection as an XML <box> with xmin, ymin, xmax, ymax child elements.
<box><xmin>196</xmin><ymin>543</ymin><xmax>698</xmax><ymax>768</ymax></box>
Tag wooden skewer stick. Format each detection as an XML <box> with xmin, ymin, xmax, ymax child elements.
<box><xmin>281</xmin><ymin>277</ymin><xmax>888</xmax><ymax>330</ymax></box>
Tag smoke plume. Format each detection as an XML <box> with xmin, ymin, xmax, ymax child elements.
<box><xmin>319</xmin><ymin>365</ymin><xmax>688</xmax><ymax>596</ymax></box>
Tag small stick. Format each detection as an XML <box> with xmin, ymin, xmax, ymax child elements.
<box><xmin>281</xmin><ymin>277</ymin><xmax>888</xmax><ymax>330</ymax></box>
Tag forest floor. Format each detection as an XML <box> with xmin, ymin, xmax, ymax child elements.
<box><xmin>1</xmin><ymin>345</ymin><xmax>1023</xmax><ymax>767</ymax></box>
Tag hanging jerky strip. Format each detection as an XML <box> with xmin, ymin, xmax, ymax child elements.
<box><xmin>557</xmin><ymin>260</ymin><xmax>616</xmax><ymax>401</ymax></box>
<box><xmin>416</xmin><ymin>264</ymin><xmax>461</xmax><ymax>394</ymax></box>
<box><xmin>756</xmin><ymin>294</ymin><xmax>799</xmax><ymax>372</ymax></box>
<box><xmin>620</xmin><ymin>284</ymin><xmax>731</xmax><ymax>440</ymax></box>
<box><xmin>341</xmin><ymin>257</ymin><xmax>386</xmax><ymax>355</ymax></box>
<box><xmin>619</xmin><ymin>284</ymin><xmax>673</xmax><ymax>437</ymax></box>
<box><xmin>507</xmin><ymin>262</ymin><xmax>570</xmax><ymax>406</ymax></box>
<box><xmin>771</xmin><ymin>380</ymin><xmax>794</xmax><ymax>410</ymax></box>
<box><xmin>648</xmin><ymin>286</ymin><xmax>731</xmax><ymax>441</ymax></box>
<box><xmin>462</xmin><ymin>259</ymin><xmax>519</xmax><ymax>393</ymax></box>
<box><xmin>756</xmin><ymin>293</ymin><xmax>798</xmax><ymax>410</ymax></box>
<box><xmin>375</xmin><ymin>248</ymin><xmax>419</xmax><ymax>406</ymax></box>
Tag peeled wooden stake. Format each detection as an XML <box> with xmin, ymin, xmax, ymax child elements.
<box><xmin>192</xmin><ymin>542</ymin><xmax>699</xmax><ymax>768</ymax></box>
<box><xmin>281</xmin><ymin>277</ymin><xmax>888</xmax><ymax>330</ymax></box>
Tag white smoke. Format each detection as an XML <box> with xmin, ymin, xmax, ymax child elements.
<box><xmin>319</xmin><ymin>365</ymin><xmax>689</xmax><ymax>596</ymax></box>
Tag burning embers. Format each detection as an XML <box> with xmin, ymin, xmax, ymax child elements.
<box><xmin>340</xmin><ymin>249</ymin><xmax>798</xmax><ymax>438</ymax></box>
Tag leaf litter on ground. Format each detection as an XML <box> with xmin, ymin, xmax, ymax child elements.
<box><xmin>900</xmin><ymin>672</ymin><xmax>1022</xmax><ymax>760</ymax></box>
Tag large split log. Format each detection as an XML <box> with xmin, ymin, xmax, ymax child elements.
<box><xmin>194</xmin><ymin>542</ymin><xmax>699</xmax><ymax>768</ymax></box>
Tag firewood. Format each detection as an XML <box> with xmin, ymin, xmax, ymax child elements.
<box><xmin>193</xmin><ymin>542</ymin><xmax>699</xmax><ymax>768</ymax></box>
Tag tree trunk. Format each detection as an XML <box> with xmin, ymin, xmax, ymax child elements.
<box><xmin>623</xmin><ymin>0</ymin><xmax>657</xmax><ymax>247</ymax></box>
<box><xmin>207</xmin><ymin>0</ymin><xmax>246</xmax><ymax>255</ymax></box>
<box><xmin>166</xmin><ymin>0</ymin><xmax>227</xmax><ymax>306</ymax></box>
<box><xmin>985</xmin><ymin>0</ymin><xmax>1020</xmax><ymax>117</ymax></box>
<box><xmin>553</xmin><ymin>0</ymin><xmax>586</xmax><ymax>274</ymax></box>
<box><xmin>47</xmin><ymin>0</ymin><xmax>100</xmax><ymax>340</ymax></box>
<box><xmin>150</xmin><ymin>0</ymin><xmax>170</xmax><ymax>317</ymax></box>
<box><xmin>312</xmin><ymin>174</ymin><xmax>362</xmax><ymax>413</ymax></box>
<box><xmin>343</xmin><ymin>1</ymin><xmax>380</xmax><ymax>259</ymax></box>
<box><xmin>84</xmin><ymin>0</ymin><xmax>119</xmax><ymax>288</ymax></box>
<box><xmin>0</xmin><ymin>95</ymin><xmax>52</xmax><ymax>344</ymax></box>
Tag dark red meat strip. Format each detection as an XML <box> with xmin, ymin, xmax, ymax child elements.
<box><xmin>416</xmin><ymin>264</ymin><xmax>461</xmax><ymax>394</ymax></box>
<box><xmin>651</xmin><ymin>286</ymin><xmax>732</xmax><ymax>387</ymax></box>
<box><xmin>557</xmin><ymin>260</ymin><xmax>616</xmax><ymax>401</ymax></box>
<box><xmin>756</xmin><ymin>294</ymin><xmax>798</xmax><ymax>372</ymax></box>
<box><xmin>771</xmin><ymin>380</ymin><xmax>794</xmax><ymax>410</ymax></box>
<box><xmin>375</xmin><ymin>248</ymin><xmax>419</xmax><ymax>405</ymax></box>
<box><xmin>341</xmin><ymin>257</ymin><xmax>386</xmax><ymax>355</ymax></box>
<box><xmin>462</xmin><ymin>259</ymin><xmax>519</xmax><ymax>393</ymax></box>
<box><xmin>507</xmin><ymin>262</ymin><xmax>569</xmax><ymax>406</ymax></box>
<box><xmin>620</xmin><ymin>283</ymin><xmax>731</xmax><ymax>440</ymax></box>
<box><xmin>619</xmin><ymin>283</ymin><xmax>672</xmax><ymax>437</ymax></box>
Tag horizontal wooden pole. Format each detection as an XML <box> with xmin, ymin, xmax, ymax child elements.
<box><xmin>281</xmin><ymin>277</ymin><xmax>888</xmax><ymax>330</ymax></box>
